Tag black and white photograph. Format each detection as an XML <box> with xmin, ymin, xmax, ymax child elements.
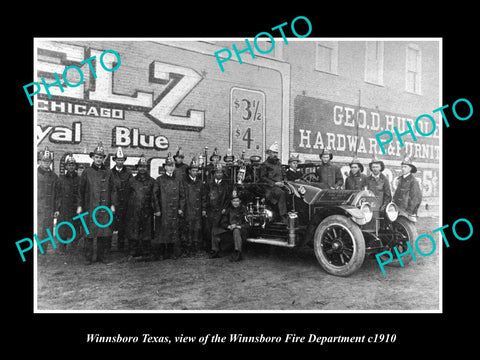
<box><xmin>6</xmin><ymin>8</ymin><xmax>479</xmax><ymax>355</ymax></box>
<box><xmin>32</xmin><ymin>37</ymin><xmax>441</xmax><ymax>312</ymax></box>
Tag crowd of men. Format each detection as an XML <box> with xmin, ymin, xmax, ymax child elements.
<box><xmin>37</xmin><ymin>141</ymin><xmax>422</xmax><ymax>265</ymax></box>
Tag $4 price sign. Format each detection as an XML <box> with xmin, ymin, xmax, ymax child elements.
<box><xmin>231</xmin><ymin>88</ymin><xmax>265</xmax><ymax>157</ymax></box>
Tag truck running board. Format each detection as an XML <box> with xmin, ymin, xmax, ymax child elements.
<box><xmin>246</xmin><ymin>238</ymin><xmax>295</xmax><ymax>248</ymax></box>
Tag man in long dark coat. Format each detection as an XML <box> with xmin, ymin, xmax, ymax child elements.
<box><xmin>393</xmin><ymin>155</ymin><xmax>423</xmax><ymax>215</ymax></box>
<box><xmin>77</xmin><ymin>142</ymin><xmax>117</xmax><ymax>264</ymax></box>
<box><xmin>204</xmin><ymin>163</ymin><xmax>231</xmax><ymax>253</ymax></box>
<box><xmin>183</xmin><ymin>158</ymin><xmax>206</xmax><ymax>256</ymax></box>
<box><xmin>110</xmin><ymin>147</ymin><xmax>132</xmax><ymax>252</ymax></box>
<box><xmin>366</xmin><ymin>155</ymin><xmax>392</xmax><ymax>211</ymax></box>
<box><xmin>259</xmin><ymin>142</ymin><xmax>288</xmax><ymax>223</ymax></box>
<box><xmin>210</xmin><ymin>189</ymin><xmax>249</xmax><ymax>262</ymax></box>
<box><xmin>315</xmin><ymin>147</ymin><xmax>343</xmax><ymax>189</ymax></box>
<box><xmin>37</xmin><ymin>146</ymin><xmax>60</xmax><ymax>256</ymax></box>
<box><xmin>153</xmin><ymin>153</ymin><xmax>185</xmax><ymax>260</ymax></box>
<box><xmin>345</xmin><ymin>156</ymin><xmax>368</xmax><ymax>190</ymax></box>
<box><xmin>57</xmin><ymin>153</ymin><xmax>81</xmax><ymax>251</ymax></box>
<box><xmin>125</xmin><ymin>155</ymin><xmax>159</xmax><ymax>260</ymax></box>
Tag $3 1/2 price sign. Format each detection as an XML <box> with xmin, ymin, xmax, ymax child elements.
<box><xmin>230</xmin><ymin>87</ymin><xmax>266</xmax><ymax>159</ymax></box>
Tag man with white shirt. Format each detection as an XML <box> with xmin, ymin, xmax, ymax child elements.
<box><xmin>110</xmin><ymin>147</ymin><xmax>132</xmax><ymax>252</ymax></box>
<box><xmin>366</xmin><ymin>155</ymin><xmax>392</xmax><ymax>211</ymax></box>
<box><xmin>393</xmin><ymin>155</ymin><xmax>422</xmax><ymax>216</ymax></box>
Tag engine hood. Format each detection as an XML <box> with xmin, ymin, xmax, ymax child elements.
<box><xmin>286</xmin><ymin>182</ymin><xmax>373</xmax><ymax>206</ymax></box>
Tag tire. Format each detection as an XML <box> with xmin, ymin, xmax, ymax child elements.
<box><xmin>378</xmin><ymin>216</ymin><xmax>418</xmax><ymax>267</ymax></box>
<box><xmin>313</xmin><ymin>215</ymin><xmax>366</xmax><ymax>276</ymax></box>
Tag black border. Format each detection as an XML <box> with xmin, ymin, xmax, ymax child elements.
<box><xmin>6</xmin><ymin>6</ymin><xmax>479</xmax><ymax>355</ymax></box>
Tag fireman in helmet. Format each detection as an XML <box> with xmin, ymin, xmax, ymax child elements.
<box><xmin>259</xmin><ymin>142</ymin><xmax>288</xmax><ymax>223</ymax></box>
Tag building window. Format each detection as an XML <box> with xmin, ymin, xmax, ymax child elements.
<box><xmin>315</xmin><ymin>41</ymin><xmax>338</xmax><ymax>74</ymax></box>
<box><xmin>364</xmin><ymin>41</ymin><xmax>384</xmax><ymax>85</ymax></box>
<box><xmin>406</xmin><ymin>44</ymin><xmax>422</xmax><ymax>94</ymax></box>
<box><xmin>254</xmin><ymin>39</ymin><xmax>284</xmax><ymax>60</ymax></box>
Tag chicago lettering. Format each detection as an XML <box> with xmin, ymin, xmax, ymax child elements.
<box><xmin>29</xmin><ymin>41</ymin><xmax>205</xmax><ymax>130</ymax></box>
<box><xmin>214</xmin><ymin>16</ymin><xmax>312</xmax><ymax>72</ymax></box>
<box><xmin>376</xmin><ymin>98</ymin><xmax>473</xmax><ymax>155</ymax></box>
<box><xmin>37</xmin><ymin>98</ymin><xmax>124</xmax><ymax>119</ymax></box>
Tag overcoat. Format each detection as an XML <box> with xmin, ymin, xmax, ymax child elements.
<box><xmin>204</xmin><ymin>179</ymin><xmax>231</xmax><ymax>223</ymax></box>
<box><xmin>111</xmin><ymin>167</ymin><xmax>132</xmax><ymax>230</ymax></box>
<box><xmin>345</xmin><ymin>171</ymin><xmax>368</xmax><ymax>190</ymax></box>
<box><xmin>393</xmin><ymin>174</ymin><xmax>422</xmax><ymax>215</ymax></box>
<box><xmin>259</xmin><ymin>157</ymin><xmax>286</xmax><ymax>209</ymax></box>
<box><xmin>125</xmin><ymin>172</ymin><xmax>159</xmax><ymax>241</ymax></box>
<box><xmin>315</xmin><ymin>162</ymin><xmax>344</xmax><ymax>188</ymax></box>
<box><xmin>57</xmin><ymin>171</ymin><xmax>80</xmax><ymax>240</ymax></box>
<box><xmin>154</xmin><ymin>172</ymin><xmax>185</xmax><ymax>244</ymax></box>
<box><xmin>183</xmin><ymin>175</ymin><xmax>206</xmax><ymax>232</ymax></box>
<box><xmin>366</xmin><ymin>173</ymin><xmax>392</xmax><ymax>209</ymax></box>
<box><xmin>259</xmin><ymin>157</ymin><xmax>284</xmax><ymax>184</ymax></box>
<box><xmin>78</xmin><ymin>163</ymin><xmax>117</xmax><ymax>238</ymax></box>
<box><xmin>213</xmin><ymin>204</ymin><xmax>249</xmax><ymax>239</ymax></box>
<box><xmin>37</xmin><ymin>166</ymin><xmax>60</xmax><ymax>236</ymax></box>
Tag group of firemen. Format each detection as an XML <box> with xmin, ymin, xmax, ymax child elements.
<box><xmin>37</xmin><ymin>140</ymin><xmax>422</xmax><ymax>265</ymax></box>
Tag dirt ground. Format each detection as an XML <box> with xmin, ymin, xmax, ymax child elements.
<box><xmin>36</xmin><ymin>216</ymin><xmax>440</xmax><ymax>311</ymax></box>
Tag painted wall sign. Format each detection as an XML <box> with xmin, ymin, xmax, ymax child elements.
<box><xmin>36</xmin><ymin>41</ymin><xmax>206</xmax><ymax>131</ymax></box>
<box><xmin>293</xmin><ymin>96</ymin><xmax>440</xmax><ymax>162</ymax></box>
<box><xmin>230</xmin><ymin>87</ymin><xmax>266</xmax><ymax>159</ymax></box>
<box><xmin>112</xmin><ymin>126</ymin><xmax>169</xmax><ymax>150</ymax></box>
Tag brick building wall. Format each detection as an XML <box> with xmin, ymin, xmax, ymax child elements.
<box><xmin>35</xmin><ymin>38</ymin><xmax>440</xmax><ymax>215</ymax></box>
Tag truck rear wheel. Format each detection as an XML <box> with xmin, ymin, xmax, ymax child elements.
<box><xmin>313</xmin><ymin>215</ymin><xmax>366</xmax><ymax>276</ymax></box>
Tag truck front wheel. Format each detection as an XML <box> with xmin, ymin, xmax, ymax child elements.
<box><xmin>313</xmin><ymin>215</ymin><xmax>366</xmax><ymax>276</ymax></box>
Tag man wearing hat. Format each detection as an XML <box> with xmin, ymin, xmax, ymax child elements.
<box><xmin>37</xmin><ymin>146</ymin><xmax>60</xmax><ymax>256</ymax></box>
<box><xmin>125</xmin><ymin>155</ymin><xmax>159</xmax><ymax>261</ymax></box>
<box><xmin>110</xmin><ymin>147</ymin><xmax>132</xmax><ymax>253</ymax></box>
<box><xmin>315</xmin><ymin>147</ymin><xmax>343</xmax><ymax>189</ymax></box>
<box><xmin>204</xmin><ymin>163</ymin><xmax>231</xmax><ymax>253</ymax></box>
<box><xmin>183</xmin><ymin>157</ymin><xmax>207</xmax><ymax>256</ymax></box>
<box><xmin>259</xmin><ymin>142</ymin><xmax>288</xmax><ymax>223</ymax></box>
<box><xmin>345</xmin><ymin>156</ymin><xmax>368</xmax><ymax>190</ymax></box>
<box><xmin>366</xmin><ymin>155</ymin><xmax>392</xmax><ymax>211</ymax></box>
<box><xmin>393</xmin><ymin>155</ymin><xmax>422</xmax><ymax>215</ymax></box>
<box><xmin>210</xmin><ymin>188</ymin><xmax>249</xmax><ymax>262</ymax></box>
<box><xmin>153</xmin><ymin>153</ymin><xmax>186</xmax><ymax>260</ymax></box>
<box><xmin>205</xmin><ymin>147</ymin><xmax>221</xmax><ymax>181</ymax></box>
<box><xmin>77</xmin><ymin>142</ymin><xmax>117</xmax><ymax>265</ymax></box>
<box><xmin>173</xmin><ymin>147</ymin><xmax>188</xmax><ymax>180</ymax></box>
<box><xmin>57</xmin><ymin>153</ymin><xmax>81</xmax><ymax>252</ymax></box>
<box><xmin>286</xmin><ymin>154</ymin><xmax>303</xmax><ymax>181</ymax></box>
